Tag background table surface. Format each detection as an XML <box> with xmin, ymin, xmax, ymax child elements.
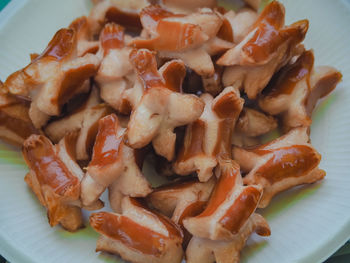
<box><xmin>0</xmin><ymin>0</ymin><xmax>349</xmax><ymax>262</ymax></box>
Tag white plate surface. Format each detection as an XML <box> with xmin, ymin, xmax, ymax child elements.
<box><xmin>0</xmin><ymin>0</ymin><xmax>350</xmax><ymax>262</ymax></box>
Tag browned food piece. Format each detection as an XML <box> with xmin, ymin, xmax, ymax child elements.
<box><xmin>69</xmin><ymin>16</ymin><xmax>99</xmax><ymax>56</ymax></box>
<box><xmin>44</xmin><ymin>87</ymin><xmax>111</xmax><ymax>160</ymax></box>
<box><xmin>3</xmin><ymin>27</ymin><xmax>100</xmax><ymax>128</ymax></box>
<box><xmin>186</xmin><ymin>213</ymin><xmax>270</xmax><ymax>263</ymax></box>
<box><xmin>201</xmin><ymin>66</ymin><xmax>224</xmax><ymax>96</ymax></box>
<box><xmin>88</xmin><ymin>0</ymin><xmax>150</xmax><ymax>34</ymax></box>
<box><xmin>0</xmin><ymin>81</ymin><xmax>39</xmax><ymax>146</ymax></box>
<box><xmin>23</xmin><ymin>135</ymin><xmax>83</xmax><ymax>231</ymax></box>
<box><xmin>90</xmin><ymin>196</ymin><xmax>184</xmax><ymax>263</ymax></box>
<box><xmin>236</xmin><ymin>107</ymin><xmax>278</xmax><ymax>137</ymax></box>
<box><xmin>148</xmin><ymin>177</ymin><xmax>216</xmax><ymax>246</ymax></box>
<box><xmin>95</xmin><ymin>23</ymin><xmax>135</xmax><ymax>114</ymax></box>
<box><xmin>217</xmin><ymin>1</ymin><xmax>308</xmax><ymax>99</ymax></box>
<box><xmin>81</xmin><ymin>114</ymin><xmax>151</xmax><ymax>209</ymax></box>
<box><xmin>174</xmin><ymin>86</ymin><xmax>243</xmax><ymax>182</ymax></box>
<box><xmin>259</xmin><ymin>50</ymin><xmax>342</xmax><ymax>132</ymax></box>
<box><xmin>130</xmin><ymin>5</ymin><xmax>233</xmax><ymax>76</ymax></box>
<box><xmin>183</xmin><ymin>158</ymin><xmax>262</xmax><ymax>240</ymax></box>
<box><xmin>159</xmin><ymin>0</ymin><xmax>217</xmax><ymax>13</ymax></box>
<box><xmin>217</xmin><ymin>8</ymin><xmax>258</xmax><ymax>44</ymax></box>
<box><xmin>126</xmin><ymin>49</ymin><xmax>204</xmax><ymax>161</ymax></box>
<box><xmin>233</xmin><ymin>127</ymin><xmax>326</xmax><ymax>208</ymax></box>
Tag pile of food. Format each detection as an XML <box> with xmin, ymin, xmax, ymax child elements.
<box><xmin>0</xmin><ymin>0</ymin><xmax>342</xmax><ymax>262</ymax></box>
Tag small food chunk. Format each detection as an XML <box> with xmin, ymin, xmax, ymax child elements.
<box><xmin>259</xmin><ymin>50</ymin><xmax>342</xmax><ymax>132</ymax></box>
<box><xmin>217</xmin><ymin>1</ymin><xmax>308</xmax><ymax>99</ymax></box>
<box><xmin>174</xmin><ymin>86</ymin><xmax>243</xmax><ymax>181</ymax></box>
<box><xmin>126</xmin><ymin>49</ymin><xmax>204</xmax><ymax>161</ymax></box>
<box><xmin>233</xmin><ymin>127</ymin><xmax>326</xmax><ymax>208</ymax></box>
<box><xmin>90</xmin><ymin>196</ymin><xmax>184</xmax><ymax>263</ymax></box>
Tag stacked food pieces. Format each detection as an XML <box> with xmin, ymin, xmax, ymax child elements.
<box><xmin>0</xmin><ymin>0</ymin><xmax>342</xmax><ymax>262</ymax></box>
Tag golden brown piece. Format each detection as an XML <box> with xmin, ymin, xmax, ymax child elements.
<box><xmin>236</xmin><ymin>107</ymin><xmax>277</xmax><ymax>137</ymax></box>
<box><xmin>90</xmin><ymin>196</ymin><xmax>184</xmax><ymax>263</ymax></box>
<box><xmin>69</xmin><ymin>16</ymin><xmax>99</xmax><ymax>56</ymax></box>
<box><xmin>0</xmin><ymin>81</ymin><xmax>38</xmax><ymax>146</ymax></box>
<box><xmin>183</xmin><ymin>158</ymin><xmax>262</xmax><ymax>240</ymax></box>
<box><xmin>233</xmin><ymin>127</ymin><xmax>326</xmax><ymax>208</ymax></box>
<box><xmin>88</xmin><ymin>0</ymin><xmax>150</xmax><ymax>34</ymax></box>
<box><xmin>259</xmin><ymin>50</ymin><xmax>342</xmax><ymax>132</ymax></box>
<box><xmin>126</xmin><ymin>49</ymin><xmax>204</xmax><ymax>161</ymax></box>
<box><xmin>44</xmin><ymin>87</ymin><xmax>110</xmax><ymax>160</ymax></box>
<box><xmin>95</xmin><ymin>23</ymin><xmax>135</xmax><ymax>114</ymax></box>
<box><xmin>174</xmin><ymin>86</ymin><xmax>243</xmax><ymax>182</ymax></box>
<box><xmin>218</xmin><ymin>1</ymin><xmax>308</xmax><ymax>99</ymax></box>
<box><xmin>184</xmin><ymin>158</ymin><xmax>269</xmax><ymax>263</ymax></box>
<box><xmin>81</xmin><ymin>114</ymin><xmax>151</xmax><ymax>209</ymax></box>
<box><xmin>130</xmin><ymin>5</ymin><xmax>233</xmax><ymax>76</ymax></box>
<box><xmin>23</xmin><ymin>135</ymin><xmax>83</xmax><ymax>231</ymax></box>
<box><xmin>3</xmin><ymin>27</ymin><xmax>100</xmax><ymax>128</ymax></box>
<box><xmin>186</xmin><ymin>213</ymin><xmax>270</xmax><ymax>263</ymax></box>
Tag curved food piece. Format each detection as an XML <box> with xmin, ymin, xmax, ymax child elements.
<box><xmin>81</xmin><ymin>114</ymin><xmax>152</xmax><ymax>207</ymax></box>
<box><xmin>130</xmin><ymin>5</ymin><xmax>233</xmax><ymax>76</ymax></box>
<box><xmin>95</xmin><ymin>23</ymin><xmax>135</xmax><ymax>114</ymax></box>
<box><xmin>148</xmin><ymin>177</ymin><xmax>215</xmax><ymax>223</ymax></box>
<box><xmin>186</xmin><ymin>213</ymin><xmax>270</xmax><ymax>263</ymax></box>
<box><xmin>217</xmin><ymin>8</ymin><xmax>258</xmax><ymax>44</ymax></box>
<box><xmin>3</xmin><ymin>27</ymin><xmax>100</xmax><ymax>128</ymax></box>
<box><xmin>126</xmin><ymin>49</ymin><xmax>204</xmax><ymax>161</ymax></box>
<box><xmin>0</xmin><ymin>81</ymin><xmax>39</xmax><ymax>146</ymax></box>
<box><xmin>44</xmin><ymin>84</ymin><xmax>99</xmax><ymax>143</ymax></box>
<box><xmin>236</xmin><ymin>107</ymin><xmax>277</xmax><ymax>137</ymax></box>
<box><xmin>259</xmin><ymin>50</ymin><xmax>342</xmax><ymax>132</ymax></box>
<box><xmin>88</xmin><ymin>0</ymin><xmax>150</xmax><ymax>34</ymax></box>
<box><xmin>232</xmin><ymin>127</ymin><xmax>326</xmax><ymax>208</ymax></box>
<box><xmin>22</xmin><ymin>135</ymin><xmax>83</xmax><ymax>231</ymax></box>
<box><xmin>183</xmin><ymin>158</ymin><xmax>262</xmax><ymax>240</ymax></box>
<box><xmin>159</xmin><ymin>0</ymin><xmax>217</xmax><ymax>13</ymax></box>
<box><xmin>69</xmin><ymin>16</ymin><xmax>99</xmax><ymax>56</ymax></box>
<box><xmin>148</xmin><ymin>178</ymin><xmax>215</xmax><ymax>246</ymax></box>
<box><xmin>174</xmin><ymin>86</ymin><xmax>243</xmax><ymax>182</ymax></box>
<box><xmin>217</xmin><ymin>1</ymin><xmax>308</xmax><ymax>99</ymax></box>
<box><xmin>90</xmin><ymin>196</ymin><xmax>183</xmax><ymax>263</ymax></box>
<box><xmin>201</xmin><ymin>65</ymin><xmax>224</xmax><ymax>96</ymax></box>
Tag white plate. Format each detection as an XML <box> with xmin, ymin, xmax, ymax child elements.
<box><xmin>0</xmin><ymin>0</ymin><xmax>350</xmax><ymax>262</ymax></box>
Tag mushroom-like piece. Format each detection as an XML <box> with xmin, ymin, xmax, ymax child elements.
<box><xmin>81</xmin><ymin>114</ymin><xmax>152</xmax><ymax>208</ymax></box>
<box><xmin>217</xmin><ymin>1</ymin><xmax>308</xmax><ymax>99</ymax></box>
<box><xmin>159</xmin><ymin>0</ymin><xmax>217</xmax><ymax>13</ymax></box>
<box><xmin>88</xmin><ymin>0</ymin><xmax>150</xmax><ymax>34</ymax></box>
<box><xmin>183</xmin><ymin>158</ymin><xmax>263</xmax><ymax>241</ymax></box>
<box><xmin>259</xmin><ymin>50</ymin><xmax>342</xmax><ymax>132</ymax></box>
<box><xmin>233</xmin><ymin>127</ymin><xmax>326</xmax><ymax>208</ymax></box>
<box><xmin>236</xmin><ymin>107</ymin><xmax>277</xmax><ymax>137</ymax></box>
<box><xmin>130</xmin><ymin>5</ymin><xmax>233</xmax><ymax>76</ymax></box>
<box><xmin>90</xmin><ymin>196</ymin><xmax>184</xmax><ymax>263</ymax></box>
<box><xmin>3</xmin><ymin>27</ymin><xmax>100</xmax><ymax>128</ymax></box>
<box><xmin>69</xmin><ymin>16</ymin><xmax>99</xmax><ymax>56</ymax></box>
<box><xmin>23</xmin><ymin>135</ymin><xmax>83</xmax><ymax>231</ymax></box>
<box><xmin>174</xmin><ymin>86</ymin><xmax>243</xmax><ymax>182</ymax></box>
<box><xmin>126</xmin><ymin>49</ymin><xmax>204</xmax><ymax>161</ymax></box>
<box><xmin>0</xmin><ymin>81</ymin><xmax>38</xmax><ymax>146</ymax></box>
<box><xmin>95</xmin><ymin>23</ymin><xmax>135</xmax><ymax>114</ymax></box>
<box><xmin>186</xmin><ymin>213</ymin><xmax>270</xmax><ymax>263</ymax></box>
